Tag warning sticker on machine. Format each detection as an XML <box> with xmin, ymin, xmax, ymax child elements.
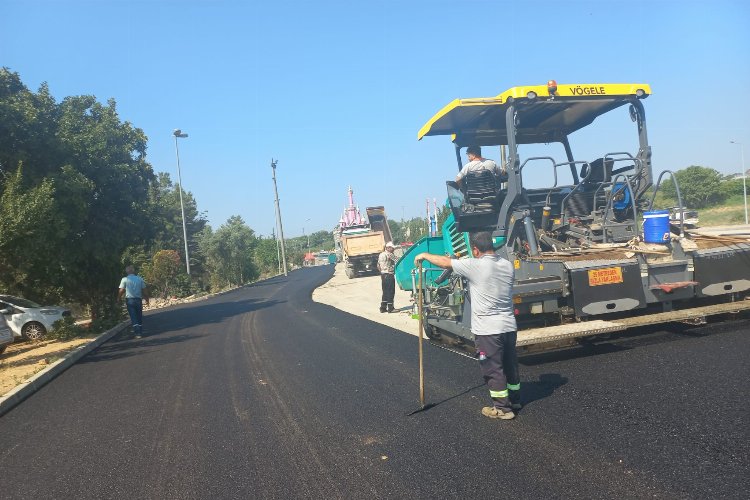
<box><xmin>588</xmin><ymin>267</ymin><xmax>623</xmax><ymax>286</ymax></box>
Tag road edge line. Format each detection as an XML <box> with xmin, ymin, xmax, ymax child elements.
<box><xmin>0</xmin><ymin>320</ymin><xmax>130</xmax><ymax>418</ymax></box>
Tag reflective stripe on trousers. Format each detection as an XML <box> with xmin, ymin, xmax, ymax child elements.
<box><xmin>475</xmin><ymin>331</ymin><xmax>519</xmax><ymax>412</ymax></box>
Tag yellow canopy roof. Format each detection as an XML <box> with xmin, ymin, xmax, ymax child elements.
<box><xmin>418</xmin><ymin>83</ymin><xmax>651</xmax><ymax>147</ymax></box>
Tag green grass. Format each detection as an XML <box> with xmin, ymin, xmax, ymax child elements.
<box><xmin>697</xmin><ymin>203</ymin><xmax>747</xmax><ymax>226</ymax></box>
<box><xmin>649</xmin><ymin>193</ymin><xmax>747</xmax><ymax>227</ymax></box>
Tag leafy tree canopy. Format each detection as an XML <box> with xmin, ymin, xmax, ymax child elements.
<box><xmin>199</xmin><ymin>216</ymin><xmax>258</xmax><ymax>288</ymax></box>
<box><xmin>0</xmin><ymin>68</ymin><xmax>155</xmax><ymax>318</ymax></box>
<box><xmin>660</xmin><ymin>165</ymin><xmax>726</xmax><ymax>209</ymax></box>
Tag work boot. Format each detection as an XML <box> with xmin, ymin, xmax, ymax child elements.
<box><xmin>387</xmin><ymin>303</ymin><xmax>395</xmax><ymax>313</ymax></box>
<box><xmin>379</xmin><ymin>302</ymin><xmax>387</xmax><ymax>313</ymax></box>
<box><xmin>509</xmin><ymin>390</ymin><xmax>522</xmax><ymax>411</ymax></box>
<box><xmin>481</xmin><ymin>406</ymin><xmax>515</xmax><ymax>420</ymax></box>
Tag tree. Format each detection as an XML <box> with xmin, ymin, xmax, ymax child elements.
<box><xmin>307</xmin><ymin>230</ymin><xmax>334</xmax><ymax>252</ymax></box>
<box><xmin>0</xmin><ymin>68</ymin><xmax>60</xmax><ymax>182</ymax></box>
<box><xmin>253</xmin><ymin>236</ymin><xmax>280</xmax><ymax>276</ymax></box>
<box><xmin>397</xmin><ymin>216</ymin><xmax>430</xmax><ymax>243</ymax></box>
<box><xmin>145</xmin><ymin>250</ymin><xmax>182</xmax><ymax>299</ymax></box>
<box><xmin>436</xmin><ymin>204</ymin><xmax>451</xmax><ymax>233</ymax></box>
<box><xmin>141</xmin><ymin>172</ymin><xmax>208</xmax><ymax>289</ymax></box>
<box><xmin>285</xmin><ymin>246</ymin><xmax>305</xmax><ymax>268</ymax></box>
<box><xmin>660</xmin><ymin>165</ymin><xmax>726</xmax><ymax>208</ymax></box>
<box><xmin>0</xmin><ymin>166</ymin><xmax>61</xmax><ymax>300</ymax></box>
<box><xmin>721</xmin><ymin>177</ymin><xmax>746</xmax><ymax>199</ymax></box>
<box><xmin>51</xmin><ymin>95</ymin><xmax>155</xmax><ymax>318</ymax></box>
<box><xmin>387</xmin><ymin>220</ymin><xmax>400</xmax><ymax>243</ymax></box>
<box><xmin>0</xmin><ymin>69</ymin><xmax>156</xmax><ymax>318</ymax></box>
<box><xmin>0</xmin><ymin>70</ymin><xmax>225</xmax><ymax>317</ymax></box>
<box><xmin>199</xmin><ymin>216</ymin><xmax>258</xmax><ymax>288</ymax></box>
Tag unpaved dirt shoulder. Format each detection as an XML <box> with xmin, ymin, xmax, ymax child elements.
<box><xmin>0</xmin><ymin>338</ymin><xmax>95</xmax><ymax>396</ymax></box>
<box><xmin>312</xmin><ymin>263</ymin><xmax>420</xmax><ymax>337</ymax></box>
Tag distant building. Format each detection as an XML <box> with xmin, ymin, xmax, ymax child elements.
<box><xmin>303</xmin><ymin>251</ymin><xmax>336</xmax><ymax>267</ymax></box>
<box><xmin>727</xmin><ymin>169</ymin><xmax>750</xmax><ymax>180</ymax></box>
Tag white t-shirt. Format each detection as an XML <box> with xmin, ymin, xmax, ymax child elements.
<box><xmin>451</xmin><ymin>254</ymin><xmax>516</xmax><ymax>336</ymax></box>
<box><xmin>456</xmin><ymin>159</ymin><xmax>499</xmax><ymax>182</ymax></box>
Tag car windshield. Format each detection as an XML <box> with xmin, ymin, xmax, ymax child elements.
<box><xmin>0</xmin><ymin>295</ymin><xmax>42</xmax><ymax>308</ymax></box>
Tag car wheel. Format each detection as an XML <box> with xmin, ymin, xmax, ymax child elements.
<box><xmin>0</xmin><ymin>346</ymin><xmax>6</xmax><ymax>354</ymax></box>
<box><xmin>22</xmin><ymin>322</ymin><xmax>47</xmax><ymax>341</ymax></box>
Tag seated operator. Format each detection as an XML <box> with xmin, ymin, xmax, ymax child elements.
<box><xmin>455</xmin><ymin>145</ymin><xmax>505</xmax><ymax>187</ymax></box>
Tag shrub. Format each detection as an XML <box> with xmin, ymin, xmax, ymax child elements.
<box><xmin>49</xmin><ymin>316</ymin><xmax>85</xmax><ymax>341</ymax></box>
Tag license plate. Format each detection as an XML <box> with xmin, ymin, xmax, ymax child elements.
<box><xmin>588</xmin><ymin>267</ymin><xmax>623</xmax><ymax>286</ymax></box>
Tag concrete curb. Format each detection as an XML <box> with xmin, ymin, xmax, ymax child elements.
<box><xmin>0</xmin><ymin>320</ymin><xmax>130</xmax><ymax>418</ymax></box>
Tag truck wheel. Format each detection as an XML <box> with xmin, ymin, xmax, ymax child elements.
<box><xmin>345</xmin><ymin>268</ymin><xmax>355</xmax><ymax>279</ymax></box>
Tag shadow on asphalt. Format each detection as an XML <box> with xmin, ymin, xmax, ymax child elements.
<box><xmin>79</xmin><ymin>333</ymin><xmax>207</xmax><ymax>363</ymax></box>
<box><xmin>519</xmin><ymin>316</ymin><xmax>750</xmax><ymax>366</ymax></box>
<box><xmin>406</xmin><ymin>383</ymin><xmax>485</xmax><ymax>416</ymax></box>
<box><xmin>240</xmin><ymin>277</ymin><xmax>287</xmax><ymax>288</ymax></box>
<box><xmin>407</xmin><ymin>373</ymin><xmax>568</xmax><ymax>415</ymax></box>
<box><xmin>144</xmin><ymin>297</ymin><xmax>285</xmax><ymax>334</ymax></box>
<box><xmin>519</xmin><ymin>373</ymin><xmax>568</xmax><ymax>409</ymax></box>
<box><xmin>80</xmin><ymin>297</ymin><xmax>284</xmax><ymax>364</ymax></box>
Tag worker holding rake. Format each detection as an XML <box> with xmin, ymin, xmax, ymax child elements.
<box><xmin>415</xmin><ymin>231</ymin><xmax>521</xmax><ymax>420</ymax></box>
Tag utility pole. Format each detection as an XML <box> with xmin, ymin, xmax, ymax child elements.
<box><xmin>305</xmin><ymin>218</ymin><xmax>311</xmax><ymax>252</ymax></box>
<box><xmin>272</xmin><ymin>225</ymin><xmax>281</xmax><ymax>275</ymax></box>
<box><xmin>271</xmin><ymin>159</ymin><xmax>288</xmax><ymax>276</ymax></box>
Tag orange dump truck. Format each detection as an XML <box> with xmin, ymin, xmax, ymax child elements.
<box><xmin>341</xmin><ymin>230</ymin><xmax>385</xmax><ymax>279</ymax></box>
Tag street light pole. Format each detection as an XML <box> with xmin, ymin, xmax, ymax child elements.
<box><xmin>173</xmin><ymin>129</ymin><xmax>191</xmax><ymax>275</ymax></box>
<box><xmin>730</xmin><ymin>140</ymin><xmax>748</xmax><ymax>225</ymax></box>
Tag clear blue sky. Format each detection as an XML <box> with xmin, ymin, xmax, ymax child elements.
<box><xmin>3</xmin><ymin>0</ymin><xmax>749</xmax><ymax>238</ymax></box>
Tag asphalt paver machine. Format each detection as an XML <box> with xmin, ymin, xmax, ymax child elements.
<box><xmin>404</xmin><ymin>81</ymin><xmax>750</xmax><ymax>351</ymax></box>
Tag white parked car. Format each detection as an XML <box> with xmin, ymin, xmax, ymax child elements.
<box><xmin>0</xmin><ymin>295</ymin><xmax>72</xmax><ymax>341</ymax></box>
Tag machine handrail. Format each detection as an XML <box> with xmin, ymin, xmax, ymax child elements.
<box><xmin>648</xmin><ymin>170</ymin><xmax>686</xmax><ymax>237</ymax></box>
<box><xmin>519</xmin><ymin>157</ymin><xmax>559</xmax><ymax>188</ymax></box>
<box><xmin>591</xmin><ymin>156</ymin><xmax>642</xmax><ymax>212</ymax></box>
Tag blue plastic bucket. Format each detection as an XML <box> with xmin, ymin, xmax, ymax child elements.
<box><xmin>642</xmin><ymin>210</ymin><xmax>670</xmax><ymax>243</ymax></box>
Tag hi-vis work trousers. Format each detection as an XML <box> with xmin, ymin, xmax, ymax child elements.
<box><xmin>475</xmin><ymin>331</ymin><xmax>520</xmax><ymax>412</ymax></box>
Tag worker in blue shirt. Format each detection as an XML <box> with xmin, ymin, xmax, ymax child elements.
<box><xmin>118</xmin><ymin>265</ymin><xmax>149</xmax><ymax>338</ymax></box>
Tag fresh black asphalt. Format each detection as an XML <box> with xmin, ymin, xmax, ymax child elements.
<box><xmin>1</xmin><ymin>266</ymin><xmax>748</xmax><ymax>499</ymax></box>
